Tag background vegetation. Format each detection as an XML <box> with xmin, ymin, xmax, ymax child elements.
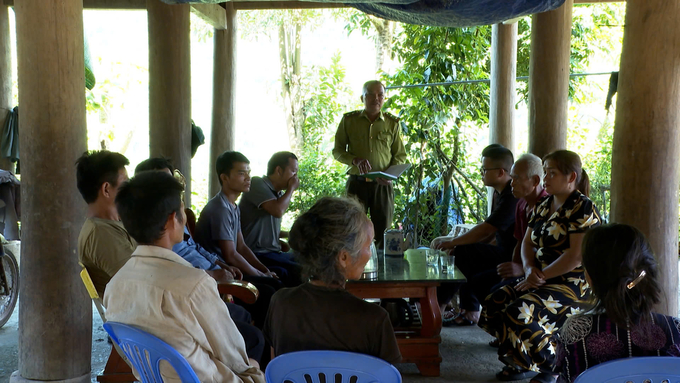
<box><xmin>70</xmin><ymin>5</ymin><xmax>624</xmax><ymax>241</ymax></box>
<box><xmin>236</xmin><ymin>4</ymin><xmax>624</xmax><ymax>243</ymax></box>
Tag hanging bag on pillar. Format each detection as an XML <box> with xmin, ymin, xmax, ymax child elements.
<box><xmin>1</xmin><ymin>107</ymin><xmax>19</xmax><ymax>165</ymax></box>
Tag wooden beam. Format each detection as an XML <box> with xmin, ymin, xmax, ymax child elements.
<box><xmin>232</xmin><ymin>1</ymin><xmax>345</xmax><ymax>10</ymax></box>
<box><xmin>4</xmin><ymin>0</ymin><xmax>146</xmax><ymax>8</ymax></box>
<box><xmin>190</xmin><ymin>3</ymin><xmax>226</xmax><ymax>29</ymax></box>
<box><xmin>4</xmin><ymin>0</ymin><xmax>233</xmax><ymax>31</ymax></box>
<box><xmin>7</xmin><ymin>0</ymin><xmax>227</xmax><ymax>30</ymax></box>
<box><xmin>2</xmin><ymin>0</ymin><xmax>622</xmax><ymax>9</ymax></box>
<box><xmin>5</xmin><ymin>0</ymin><xmax>147</xmax><ymax>8</ymax></box>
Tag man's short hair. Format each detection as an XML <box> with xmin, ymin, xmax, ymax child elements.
<box><xmin>75</xmin><ymin>150</ymin><xmax>129</xmax><ymax>204</ymax></box>
<box><xmin>134</xmin><ymin>157</ymin><xmax>174</xmax><ymax>176</ymax></box>
<box><xmin>481</xmin><ymin>144</ymin><xmax>514</xmax><ymax>171</ymax></box>
<box><xmin>115</xmin><ymin>171</ymin><xmax>184</xmax><ymax>245</ymax></box>
<box><xmin>362</xmin><ymin>80</ymin><xmax>385</xmax><ymax>96</ymax></box>
<box><xmin>516</xmin><ymin>153</ymin><xmax>543</xmax><ymax>180</ymax></box>
<box><xmin>267</xmin><ymin>151</ymin><xmax>298</xmax><ymax>176</ymax></box>
<box><xmin>216</xmin><ymin>151</ymin><xmax>250</xmax><ymax>186</ymax></box>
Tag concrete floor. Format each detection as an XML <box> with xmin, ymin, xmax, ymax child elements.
<box><xmin>2</xmin><ymin>260</ymin><xmax>680</xmax><ymax>383</ymax></box>
<box><xmin>0</xmin><ymin>301</ymin><xmax>111</xmax><ymax>383</ymax></box>
<box><xmin>0</xmin><ymin>300</ymin><xmax>505</xmax><ymax>383</ymax></box>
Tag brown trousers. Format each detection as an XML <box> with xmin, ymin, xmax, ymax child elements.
<box><xmin>346</xmin><ymin>177</ymin><xmax>394</xmax><ymax>248</ymax></box>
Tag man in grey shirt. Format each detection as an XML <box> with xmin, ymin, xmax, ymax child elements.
<box><xmin>194</xmin><ymin>151</ymin><xmax>283</xmax><ymax>293</ymax></box>
<box><xmin>239</xmin><ymin>151</ymin><xmax>302</xmax><ymax>287</ymax></box>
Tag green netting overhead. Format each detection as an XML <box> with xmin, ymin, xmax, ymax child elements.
<box><xmin>161</xmin><ymin>0</ymin><xmax>566</xmax><ymax>27</ymax></box>
<box><xmin>352</xmin><ymin>0</ymin><xmax>566</xmax><ymax>27</ymax></box>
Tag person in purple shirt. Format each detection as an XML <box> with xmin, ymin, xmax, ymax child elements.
<box><xmin>496</xmin><ymin>153</ymin><xmax>549</xmax><ymax>284</ymax></box>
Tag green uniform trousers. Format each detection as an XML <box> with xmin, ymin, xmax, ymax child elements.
<box><xmin>346</xmin><ymin>175</ymin><xmax>394</xmax><ymax>248</ymax></box>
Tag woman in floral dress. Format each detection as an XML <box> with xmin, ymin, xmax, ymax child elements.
<box><xmin>556</xmin><ymin>224</ymin><xmax>680</xmax><ymax>382</ymax></box>
<box><xmin>478</xmin><ymin>150</ymin><xmax>601</xmax><ymax>383</ymax></box>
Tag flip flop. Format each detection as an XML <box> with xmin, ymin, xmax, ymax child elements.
<box><xmin>442</xmin><ymin>309</ymin><xmax>458</xmax><ymax>327</ymax></box>
<box><xmin>496</xmin><ymin>365</ymin><xmax>538</xmax><ymax>381</ymax></box>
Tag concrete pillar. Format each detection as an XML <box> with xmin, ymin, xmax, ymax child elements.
<box><xmin>11</xmin><ymin>0</ymin><xmax>90</xmax><ymax>382</ymax></box>
<box><xmin>0</xmin><ymin>6</ymin><xmax>14</xmax><ymax>173</ymax></box>
<box><xmin>147</xmin><ymin>0</ymin><xmax>192</xmax><ymax>206</ymax></box>
<box><xmin>610</xmin><ymin>0</ymin><xmax>680</xmax><ymax>316</ymax></box>
<box><xmin>489</xmin><ymin>22</ymin><xmax>517</xmax><ymax>153</ymax></box>
<box><xmin>209</xmin><ymin>3</ymin><xmax>236</xmax><ymax>197</ymax></box>
<box><xmin>527</xmin><ymin>0</ymin><xmax>573</xmax><ymax>159</ymax></box>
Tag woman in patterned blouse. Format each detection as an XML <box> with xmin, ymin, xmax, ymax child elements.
<box><xmin>478</xmin><ymin>150</ymin><xmax>601</xmax><ymax>383</ymax></box>
<box><xmin>556</xmin><ymin>223</ymin><xmax>680</xmax><ymax>382</ymax></box>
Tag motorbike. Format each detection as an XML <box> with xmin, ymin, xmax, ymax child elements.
<box><xmin>0</xmin><ymin>244</ymin><xmax>18</xmax><ymax>328</ymax></box>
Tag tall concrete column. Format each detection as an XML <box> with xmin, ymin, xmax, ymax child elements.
<box><xmin>209</xmin><ymin>3</ymin><xmax>236</xmax><ymax>197</ymax></box>
<box><xmin>0</xmin><ymin>6</ymin><xmax>14</xmax><ymax>173</ymax></box>
<box><xmin>489</xmin><ymin>22</ymin><xmax>517</xmax><ymax>153</ymax></box>
<box><xmin>147</xmin><ymin>0</ymin><xmax>192</xmax><ymax>206</ymax></box>
<box><xmin>11</xmin><ymin>0</ymin><xmax>90</xmax><ymax>382</ymax></box>
<box><xmin>527</xmin><ymin>0</ymin><xmax>573</xmax><ymax>159</ymax></box>
<box><xmin>610</xmin><ymin>0</ymin><xmax>680</xmax><ymax>316</ymax></box>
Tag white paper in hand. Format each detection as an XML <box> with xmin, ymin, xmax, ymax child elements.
<box><xmin>364</xmin><ymin>163</ymin><xmax>411</xmax><ymax>181</ymax></box>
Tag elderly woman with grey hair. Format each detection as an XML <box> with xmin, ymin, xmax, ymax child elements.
<box><xmin>263</xmin><ymin>197</ymin><xmax>401</xmax><ymax>364</ymax></box>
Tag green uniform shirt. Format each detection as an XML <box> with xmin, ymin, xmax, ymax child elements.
<box><xmin>333</xmin><ymin>109</ymin><xmax>407</xmax><ymax>175</ymax></box>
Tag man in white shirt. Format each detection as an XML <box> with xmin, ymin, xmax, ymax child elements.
<box><xmin>104</xmin><ymin>171</ymin><xmax>264</xmax><ymax>383</ymax></box>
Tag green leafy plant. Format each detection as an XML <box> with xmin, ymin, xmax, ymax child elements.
<box><xmin>288</xmin><ymin>52</ymin><xmax>360</xmax><ymax>216</ymax></box>
<box><xmin>383</xmin><ymin>24</ymin><xmax>493</xmax><ymax>244</ymax></box>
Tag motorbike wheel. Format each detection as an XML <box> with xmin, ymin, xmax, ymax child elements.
<box><xmin>0</xmin><ymin>248</ymin><xmax>19</xmax><ymax>328</ymax></box>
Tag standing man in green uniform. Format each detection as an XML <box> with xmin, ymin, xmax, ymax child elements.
<box><xmin>333</xmin><ymin>80</ymin><xmax>407</xmax><ymax>248</ymax></box>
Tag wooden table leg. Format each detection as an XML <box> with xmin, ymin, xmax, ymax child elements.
<box><xmin>419</xmin><ymin>285</ymin><xmax>442</xmax><ymax>338</ymax></box>
<box><xmin>416</xmin><ymin>362</ymin><xmax>441</xmax><ymax>377</ymax></box>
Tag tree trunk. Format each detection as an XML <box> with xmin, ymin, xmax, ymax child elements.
<box><xmin>371</xmin><ymin>18</ymin><xmax>392</xmax><ymax>74</ymax></box>
<box><xmin>278</xmin><ymin>22</ymin><xmax>302</xmax><ymax>152</ymax></box>
<box><xmin>368</xmin><ymin>16</ymin><xmax>394</xmax><ymax>73</ymax></box>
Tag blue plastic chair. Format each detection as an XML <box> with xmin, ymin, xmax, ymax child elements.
<box><xmin>265</xmin><ymin>350</ymin><xmax>402</xmax><ymax>383</ymax></box>
<box><xmin>573</xmin><ymin>356</ymin><xmax>680</xmax><ymax>383</ymax></box>
<box><xmin>103</xmin><ymin>322</ymin><xmax>200</xmax><ymax>383</ymax></box>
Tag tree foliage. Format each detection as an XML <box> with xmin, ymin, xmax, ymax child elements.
<box><xmin>384</xmin><ymin>24</ymin><xmax>493</xmax><ymax>244</ymax></box>
<box><xmin>371</xmin><ymin>4</ymin><xmax>623</xmax><ymax>243</ymax></box>
<box><xmin>288</xmin><ymin>53</ymin><xmax>359</xmax><ymax>215</ymax></box>
<box><xmin>237</xmin><ymin>6</ymin><xmax>626</xmax><ymax>237</ymax></box>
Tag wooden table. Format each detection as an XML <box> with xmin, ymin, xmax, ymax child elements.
<box><xmin>346</xmin><ymin>254</ymin><xmax>466</xmax><ymax>377</ymax></box>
